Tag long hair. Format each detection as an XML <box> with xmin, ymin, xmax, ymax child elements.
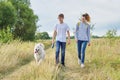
<box><xmin>82</xmin><ymin>13</ymin><xmax>91</xmax><ymax>22</ymax></box>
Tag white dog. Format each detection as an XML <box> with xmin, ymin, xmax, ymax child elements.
<box><xmin>34</xmin><ymin>43</ymin><xmax>45</xmax><ymax>64</ymax></box>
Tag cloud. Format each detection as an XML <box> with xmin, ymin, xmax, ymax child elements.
<box><xmin>30</xmin><ymin>0</ymin><xmax>120</xmax><ymax>36</ymax></box>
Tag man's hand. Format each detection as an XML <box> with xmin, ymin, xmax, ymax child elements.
<box><xmin>51</xmin><ymin>40</ymin><xmax>55</xmax><ymax>48</ymax></box>
<box><xmin>88</xmin><ymin>43</ymin><xmax>91</xmax><ymax>46</ymax></box>
<box><xmin>52</xmin><ymin>39</ymin><xmax>55</xmax><ymax>44</ymax></box>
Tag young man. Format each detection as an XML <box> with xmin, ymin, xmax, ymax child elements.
<box><xmin>52</xmin><ymin>13</ymin><xmax>70</xmax><ymax>66</ymax></box>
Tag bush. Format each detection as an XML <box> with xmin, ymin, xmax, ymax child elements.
<box><xmin>0</xmin><ymin>27</ymin><xmax>13</xmax><ymax>43</ymax></box>
<box><xmin>35</xmin><ymin>32</ymin><xmax>50</xmax><ymax>40</ymax></box>
<box><xmin>106</xmin><ymin>29</ymin><xmax>117</xmax><ymax>38</ymax></box>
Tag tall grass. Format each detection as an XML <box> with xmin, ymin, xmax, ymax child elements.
<box><xmin>0</xmin><ymin>39</ymin><xmax>120</xmax><ymax>80</ymax></box>
<box><xmin>0</xmin><ymin>40</ymin><xmax>51</xmax><ymax>79</ymax></box>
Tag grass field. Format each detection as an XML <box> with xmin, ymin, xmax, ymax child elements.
<box><xmin>0</xmin><ymin>39</ymin><xmax>120</xmax><ymax>80</ymax></box>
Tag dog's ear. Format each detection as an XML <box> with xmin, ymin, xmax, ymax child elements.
<box><xmin>39</xmin><ymin>43</ymin><xmax>45</xmax><ymax>49</ymax></box>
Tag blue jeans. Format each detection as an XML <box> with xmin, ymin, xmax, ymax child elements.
<box><xmin>77</xmin><ymin>40</ymin><xmax>88</xmax><ymax>64</ymax></box>
<box><xmin>55</xmin><ymin>41</ymin><xmax>66</xmax><ymax>65</ymax></box>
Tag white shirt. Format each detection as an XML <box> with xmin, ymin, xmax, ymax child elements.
<box><xmin>54</xmin><ymin>23</ymin><xmax>70</xmax><ymax>42</ymax></box>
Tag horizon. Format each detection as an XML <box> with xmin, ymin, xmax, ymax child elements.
<box><xmin>30</xmin><ymin>0</ymin><xmax>120</xmax><ymax>36</ymax></box>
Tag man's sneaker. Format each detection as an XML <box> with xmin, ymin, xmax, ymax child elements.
<box><xmin>61</xmin><ymin>63</ymin><xmax>65</xmax><ymax>67</ymax></box>
<box><xmin>81</xmin><ymin>64</ymin><xmax>85</xmax><ymax>68</ymax></box>
<box><xmin>78</xmin><ymin>59</ymin><xmax>81</xmax><ymax>64</ymax></box>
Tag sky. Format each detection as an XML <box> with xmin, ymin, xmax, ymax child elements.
<box><xmin>30</xmin><ymin>0</ymin><xmax>120</xmax><ymax>36</ymax></box>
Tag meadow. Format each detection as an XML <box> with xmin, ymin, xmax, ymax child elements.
<box><xmin>0</xmin><ymin>39</ymin><xmax>120</xmax><ymax>80</ymax></box>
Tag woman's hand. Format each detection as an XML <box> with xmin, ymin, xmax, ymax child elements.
<box><xmin>88</xmin><ymin>43</ymin><xmax>91</xmax><ymax>46</ymax></box>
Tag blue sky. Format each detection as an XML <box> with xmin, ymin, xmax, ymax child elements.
<box><xmin>30</xmin><ymin>0</ymin><xmax>120</xmax><ymax>36</ymax></box>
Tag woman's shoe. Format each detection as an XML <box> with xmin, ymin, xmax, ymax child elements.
<box><xmin>81</xmin><ymin>64</ymin><xmax>85</xmax><ymax>68</ymax></box>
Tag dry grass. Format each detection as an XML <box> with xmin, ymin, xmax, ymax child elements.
<box><xmin>0</xmin><ymin>39</ymin><xmax>120</xmax><ymax>80</ymax></box>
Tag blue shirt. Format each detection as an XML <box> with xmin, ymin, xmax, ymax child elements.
<box><xmin>54</xmin><ymin>23</ymin><xmax>70</xmax><ymax>42</ymax></box>
<box><xmin>75</xmin><ymin>22</ymin><xmax>90</xmax><ymax>43</ymax></box>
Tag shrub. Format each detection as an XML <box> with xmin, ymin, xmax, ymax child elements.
<box><xmin>35</xmin><ymin>32</ymin><xmax>50</xmax><ymax>40</ymax></box>
<box><xmin>0</xmin><ymin>27</ymin><xmax>13</xmax><ymax>43</ymax></box>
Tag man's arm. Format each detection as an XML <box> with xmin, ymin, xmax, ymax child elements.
<box><xmin>67</xmin><ymin>31</ymin><xmax>70</xmax><ymax>45</ymax></box>
<box><xmin>52</xmin><ymin>30</ymin><xmax>57</xmax><ymax>44</ymax></box>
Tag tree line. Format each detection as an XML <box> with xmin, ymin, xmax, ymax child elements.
<box><xmin>0</xmin><ymin>0</ymin><xmax>38</xmax><ymax>42</ymax></box>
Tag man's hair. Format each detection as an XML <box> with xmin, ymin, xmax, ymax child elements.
<box><xmin>58</xmin><ymin>13</ymin><xmax>64</xmax><ymax>18</ymax></box>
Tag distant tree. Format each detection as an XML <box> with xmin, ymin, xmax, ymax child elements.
<box><xmin>0</xmin><ymin>1</ymin><xmax>16</xmax><ymax>29</ymax></box>
<box><xmin>70</xmin><ymin>36</ymin><xmax>74</xmax><ymax>39</ymax></box>
<box><xmin>35</xmin><ymin>33</ymin><xmax>41</xmax><ymax>40</ymax></box>
<box><xmin>92</xmin><ymin>35</ymin><xmax>101</xmax><ymax>38</ymax></box>
<box><xmin>106</xmin><ymin>29</ymin><xmax>117</xmax><ymax>38</ymax></box>
<box><xmin>36</xmin><ymin>32</ymin><xmax>50</xmax><ymax>40</ymax></box>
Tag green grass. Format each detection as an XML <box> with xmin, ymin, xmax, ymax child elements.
<box><xmin>0</xmin><ymin>39</ymin><xmax>120</xmax><ymax>80</ymax></box>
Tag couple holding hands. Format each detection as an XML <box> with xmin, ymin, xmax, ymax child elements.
<box><xmin>52</xmin><ymin>13</ymin><xmax>91</xmax><ymax>68</ymax></box>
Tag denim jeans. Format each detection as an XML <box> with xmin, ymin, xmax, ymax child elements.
<box><xmin>77</xmin><ymin>40</ymin><xmax>88</xmax><ymax>64</ymax></box>
<box><xmin>55</xmin><ymin>41</ymin><xmax>66</xmax><ymax>65</ymax></box>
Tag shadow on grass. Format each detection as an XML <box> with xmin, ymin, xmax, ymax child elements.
<box><xmin>111</xmin><ymin>62</ymin><xmax>120</xmax><ymax>70</ymax></box>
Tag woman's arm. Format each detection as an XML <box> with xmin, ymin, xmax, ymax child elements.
<box><xmin>87</xmin><ymin>25</ymin><xmax>91</xmax><ymax>46</ymax></box>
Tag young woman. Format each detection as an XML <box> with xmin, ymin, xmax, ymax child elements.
<box><xmin>75</xmin><ymin>13</ymin><xmax>91</xmax><ymax>68</ymax></box>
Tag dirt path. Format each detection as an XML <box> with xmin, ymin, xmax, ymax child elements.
<box><xmin>53</xmin><ymin>47</ymin><xmax>88</xmax><ymax>80</ymax></box>
<box><xmin>51</xmin><ymin>45</ymin><xmax>93</xmax><ymax>80</ymax></box>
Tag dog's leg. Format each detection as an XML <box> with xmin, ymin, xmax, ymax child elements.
<box><xmin>36</xmin><ymin>59</ymin><xmax>38</xmax><ymax>64</ymax></box>
<box><xmin>38</xmin><ymin>59</ymin><xmax>43</xmax><ymax>65</ymax></box>
<box><xmin>34</xmin><ymin>54</ymin><xmax>40</xmax><ymax>64</ymax></box>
